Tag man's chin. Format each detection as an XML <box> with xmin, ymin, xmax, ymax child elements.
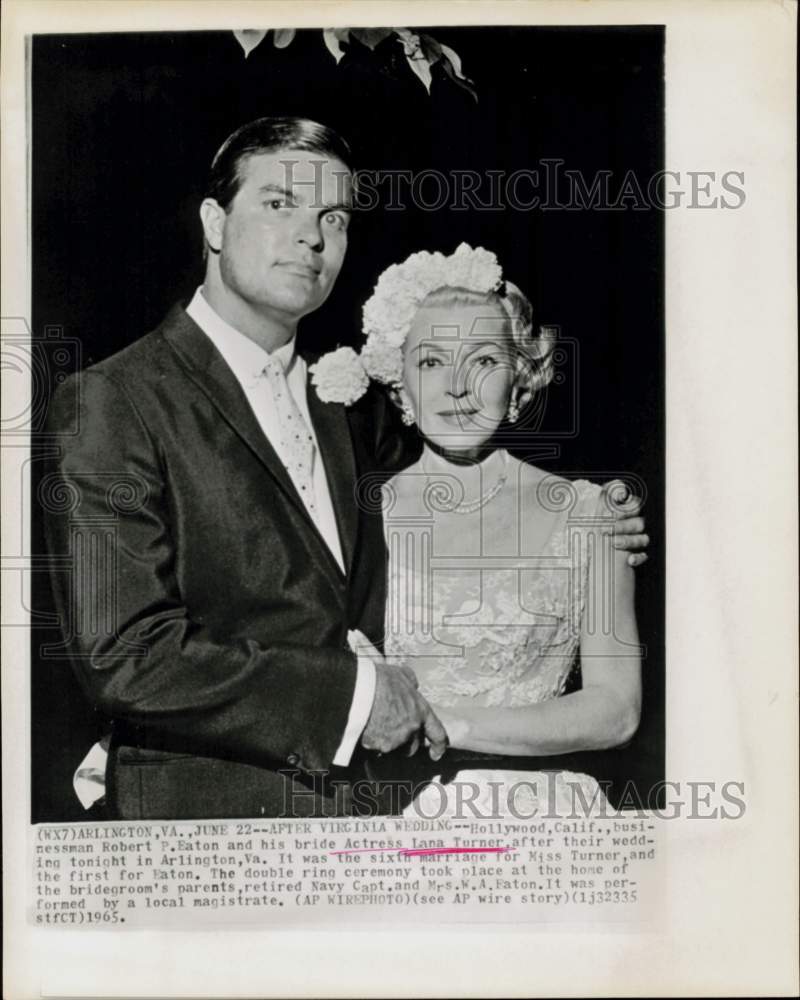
<box><xmin>255</xmin><ymin>290</ymin><xmax>326</xmax><ymax>322</ymax></box>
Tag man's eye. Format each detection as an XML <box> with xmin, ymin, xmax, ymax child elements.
<box><xmin>323</xmin><ymin>211</ymin><xmax>348</xmax><ymax>231</ymax></box>
<box><xmin>266</xmin><ymin>199</ymin><xmax>289</xmax><ymax>210</ymax></box>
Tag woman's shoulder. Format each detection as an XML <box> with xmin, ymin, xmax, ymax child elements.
<box><xmin>513</xmin><ymin>459</ymin><xmax>606</xmax><ymax>515</ymax></box>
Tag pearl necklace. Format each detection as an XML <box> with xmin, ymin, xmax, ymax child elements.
<box><xmin>421</xmin><ymin>448</ymin><xmax>510</xmax><ymax>515</ymax></box>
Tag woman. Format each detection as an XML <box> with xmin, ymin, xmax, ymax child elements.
<box><xmin>312</xmin><ymin>244</ymin><xmax>641</xmax><ymax>816</ymax></box>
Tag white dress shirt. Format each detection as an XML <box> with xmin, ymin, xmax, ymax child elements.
<box><xmin>73</xmin><ymin>291</ymin><xmax>376</xmax><ymax>808</ymax></box>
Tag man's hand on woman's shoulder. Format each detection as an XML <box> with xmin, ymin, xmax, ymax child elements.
<box><xmin>602</xmin><ymin>479</ymin><xmax>650</xmax><ymax>568</ymax></box>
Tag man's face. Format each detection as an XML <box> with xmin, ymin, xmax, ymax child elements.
<box><xmin>204</xmin><ymin>149</ymin><xmax>353</xmax><ymax>322</ymax></box>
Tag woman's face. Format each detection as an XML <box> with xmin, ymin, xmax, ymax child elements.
<box><xmin>402</xmin><ymin>299</ymin><xmax>517</xmax><ymax>454</ymax></box>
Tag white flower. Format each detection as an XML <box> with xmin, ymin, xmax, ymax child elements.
<box><xmin>398</xmin><ymin>30</ymin><xmax>422</xmax><ymax>57</ymax></box>
<box><xmin>309</xmin><ymin>347</ymin><xmax>369</xmax><ymax>405</ymax></box>
<box><xmin>448</xmin><ymin>243</ymin><xmax>503</xmax><ymax>292</ymax></box>
<box><xmin>361</xmin><ymin>337</ymin><xmax>404</xmax><ymax>385</ymax></box>
<box><xmin>360</xmin><ymin>243</ymin><xmax>505</xmax><ymax>369</ymax></box>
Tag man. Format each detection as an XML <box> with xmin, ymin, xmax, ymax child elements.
<box><xmin>44</xmin><ymin>117</ymin><xmax>648</xmax><ymax>819</ymax></box>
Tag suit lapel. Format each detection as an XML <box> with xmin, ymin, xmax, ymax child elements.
<box><xmin>161</xmin><ymin>306</ymin><xmax>349</xmax><ymax>583</ymax></box>
<box><xmin>162</xmin><ymin>306</ymin><xmax>298</xmax><ymax>498</ymax></box>
<box><xmin>304</xmin><ymin>365</ymin><xmax>359</xmax><ymax>576</ymax></box>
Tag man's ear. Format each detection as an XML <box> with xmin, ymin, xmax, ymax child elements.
<box><xmin>199</xmin><ymin>198</ymin><xmax>226</xmax><ymax>254</ymax></box>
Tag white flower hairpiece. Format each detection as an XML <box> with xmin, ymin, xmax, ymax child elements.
<box><xmin>312</xmin><ymin>243</ymin><xmax>505</xmax><ymax>406</ymax></box>
<box><xmin>362</xmin><ymin>242</ymin><xmax>503</xmax><ymax>360</ymax></box>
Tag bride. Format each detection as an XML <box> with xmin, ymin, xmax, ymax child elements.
<box><xmin>315</xmin><ymin>244</ymin><xmax>642</xmax><ymax>818</ymax></box>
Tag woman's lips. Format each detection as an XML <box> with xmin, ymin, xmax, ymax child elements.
<box><xmin>435</xmin><ymin>409</ymin><xmax>480</xmax><ymax>425</ymax></box>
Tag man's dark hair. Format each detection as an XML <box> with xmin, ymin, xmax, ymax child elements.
<box><xmin>206</xmin><ymin>116</ymin><xmax>354</xmax><ymax>210</ymax></box>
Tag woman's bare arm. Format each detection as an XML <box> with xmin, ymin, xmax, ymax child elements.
<box><xmin>436</xmin><ymin>538</ymin><xmax>642</xmax><ymax>756</ymax></box>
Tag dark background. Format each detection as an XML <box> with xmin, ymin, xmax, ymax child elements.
<box><xmin>31</xmin><ymin>26</ymin><xmax>664</xmax><ymax>821</ymax></box>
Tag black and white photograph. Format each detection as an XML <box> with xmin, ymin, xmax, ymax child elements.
<box><xmin>2</xmin><ymin>1</ymin><xmax>796</xmax><ymax>997</ymax></box>
<box><xmin>28</xmin><ymin>22</ymin><xmax>663</xmax><ymax>825</ymax></box>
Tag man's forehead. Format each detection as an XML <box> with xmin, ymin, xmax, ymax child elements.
<box><xmin>240</xmin><ymin>149</ymin><xmax>353</xmax><ymax>201</ymax></box>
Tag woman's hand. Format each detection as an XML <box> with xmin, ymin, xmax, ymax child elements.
<box><xmin>430</xmin><ymin>705</ymin><xmax>470</xmax><ymax>748</ymax></box>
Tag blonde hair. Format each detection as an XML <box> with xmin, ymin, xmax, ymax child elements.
<box><xmin>418</xmin><ymin>283</ymin><xmax>556</xmax><ymax>403</ymax></box>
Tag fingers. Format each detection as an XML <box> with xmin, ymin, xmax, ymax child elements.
<box><xmin>422</xmin><ymin>704</ymin><xmax>449</xmax><ymax>762</ymax></box>
<box><xmin>612</xmin><ymin>530</ymin><xmax>649</xmax><ymax>550</ymax></box>
<box><xmin>627</xmin><ymin>552</ymin><xmax>648</xmax><ymax>568</ymax></box>
<box><xmin>612</xmin><ymin>516</ymin><xmax>646</xmax><ymax>536</ymax></box>
<box><xmin>361</xmin><ymin>669</ymin><xmax>408</xmax><ymax>752</ymax></box>
<box><xmin>394</xmin><ymin>678</ymin><xmax>423</xmax><ymax>738</ymax></box>
<box><xmin>361</xmin><ymin>665</ymin><xmax>433</xmax><ymax>755</ymax></box>
<box><xmin>361</xmin><ymin>663</ymin><xmax>448</xmax><ymax>759</ymax></box>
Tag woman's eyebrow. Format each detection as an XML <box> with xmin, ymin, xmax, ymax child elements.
<box><xmin>411</xmin><ymin>342</ymin><xmax>451</xmax><ymax>355</ymax></box>
<box><xmin>410</xmin><ymin>340</ymin><xmax>506</xmax><ymax>357</ymax></box>
<box><xmin>461</xmin><ymin>340</ymin><xmax>506</xmax><ymax>355</ymax></box>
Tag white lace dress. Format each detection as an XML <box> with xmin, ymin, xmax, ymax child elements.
<box><xmin>382</xmin><ymin>449</ymin><xmax>615</xmax><ymax>817</ymax></box>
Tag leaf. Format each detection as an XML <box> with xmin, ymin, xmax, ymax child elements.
<box><xmin>418</xmin><ymin>33</ymin><xmax>442</xmax><ymax>62</ymax></box>
<box><xmin>352</xmin><ymin>27</ymin><xmax>393</xmax><ymax>50</ymax></box>
<box><xmin>322</xmin><ymin>27</ymin><xmax>349</xmax><ymax>63</ymax></box>
<box><xmin>439</xmin><ymin>42</ymin><xmax>466</xmax><ymax>79</ymax></box>
<box><xmin>272</xmin><ymin>28</ymin><xmax>297</xmax><ymax>49</ymax></box>
<box><xmin>232</xmin><ymin>29</ymin><xmax>268</xmax><ymax>58</ymax></box>
<box><xmin>440</xmin><ymin>51</ymin><xmax>478</xmax><ymax>102</ymax></box>
<box><xmin>392</xmin><ymin>30</ymin><xmax>434</xmax><ymax>93</ymax></box>
<box><xmin>405</xmin><ymin>52</ymin><xmax>433</xmax><ymax>93</ymax></box>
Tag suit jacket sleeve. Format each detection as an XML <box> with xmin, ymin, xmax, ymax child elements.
<box><xmin>44</xmin><ymin>369</ymin><xmax>359</xmax><ymax>774</ymax></box>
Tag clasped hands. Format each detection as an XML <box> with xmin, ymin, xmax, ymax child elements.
<box><xmin>352</xmin><ymin>633</ymin><xmax>448</xmax><ymax>762</ymax></box>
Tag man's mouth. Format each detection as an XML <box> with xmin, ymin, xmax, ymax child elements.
<box><xmin>276</xmin><ymin>261</ymin><xmax>320</xmax><ymax>279</ymax></box>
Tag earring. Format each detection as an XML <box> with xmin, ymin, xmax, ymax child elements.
<box><xmin>400</xmin><ymin>400</ymin><xmax>417</xmax><ymax>426</ymax></box>
<box><xmin>506</xmin><ymin>397</ymin><xmax>519</xmax><ymax>424</ymax></box>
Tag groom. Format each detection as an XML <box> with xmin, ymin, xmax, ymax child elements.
<box><xmin>44</xmin><ymin>116</ymin><xmax>648</xmax><ymax>819</ymax></box>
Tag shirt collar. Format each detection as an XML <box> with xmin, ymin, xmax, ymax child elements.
<box><xmin>185</xmin><ymin>287</ymin><xmax>299</xmax><ymax>387</ymax></box>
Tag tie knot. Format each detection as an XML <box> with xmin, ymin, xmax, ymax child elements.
<box><xmin>262</xmin><ymin>355</ymin><xmax>286</xmax><ymax>379</ymax></box>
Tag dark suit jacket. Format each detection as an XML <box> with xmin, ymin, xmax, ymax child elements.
<box><xmin>44</xmin><ymin>304</ymin><xmax>408</xmax><ymax>819</ymax></box>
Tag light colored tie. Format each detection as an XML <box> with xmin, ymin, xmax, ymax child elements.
<box><xmin>262</xmin><ymin>355</ymin><xmax>317</xmax><ymax>518</ymax></box>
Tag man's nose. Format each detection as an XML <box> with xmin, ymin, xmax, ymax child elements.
<box><xmin>295</xmin><ymin>213</ymin><xmax>324</xmax><ymax>254</ymax></box>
